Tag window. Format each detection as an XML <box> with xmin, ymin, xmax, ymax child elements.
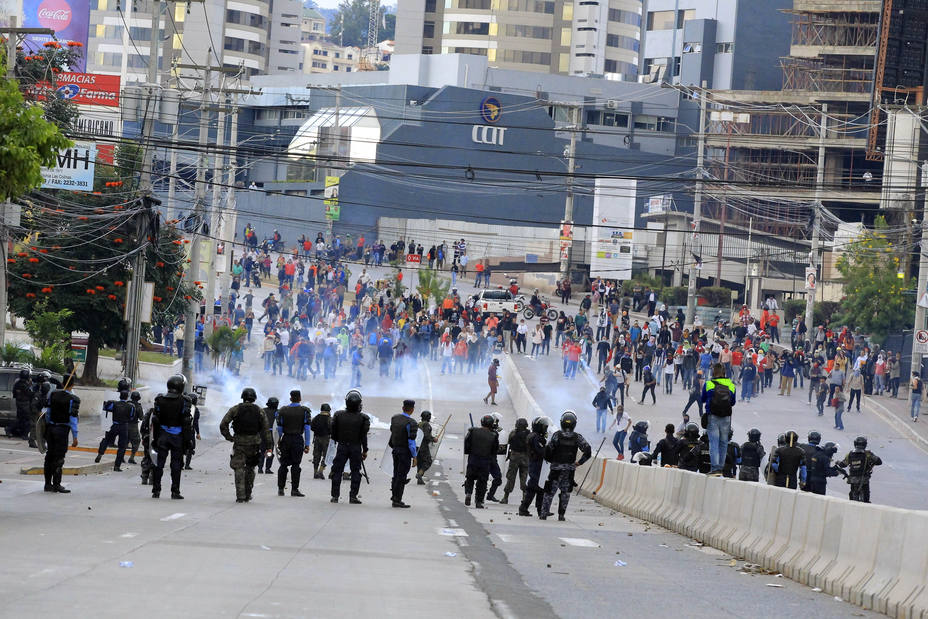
<box><xmin>451</xmin><ymin>47</ymin><xmax>488</xmax><ymax>56</ymax></box>
<box><xmin>459</xmin><ymin>0</ymin><xmax>492</xmax><ymax>8</ymax></box>
<box><xmin>507</xmin><ymin>0</ymin><xmax>554</xmax><ymax>12</ymax></box>
<box><xmin>312</xmin><ymin>61</ymin><xmax>327</xmax><ymax>68</ymax></box>
<box><xmin>255</xmin><ymin>109</ymin><xmax>280</xmax><ymax>120</ymax></box>
<box><xmin>425</xmin><ymin>0</ymin><xmax>437</xmax><ymax>10</ymax></box>
<box><xmin>224</xmin><ymin>37</ymin><xmax>245</xmax><ymax>52</ymax></box>
<box><xmin>602</xmin><ymin>112</ymin><xmax>629</xmax><ymax>127</ymax></box>
<box><xmin>604</xmin><ymin>59</ymin><xmax>637</xmax><ymax>75</ymax></box>
<box><xmin>634</xmin><ymin>114</ymin><xmax>657</xmax><ymax>130</ymax></box>
<box><xmin>608</xmin><ymin>8</ymin><xmax>641</xmax><ymax>26</ymax></box>
<box><xmin>282</xmin><ymin>109</ymin><xmax>305</xmax><ymax>119</ymax></box>
<box><xmin>606</xmin><ymin>33</ymin><xmax>640</xmax><ymax>51</ymax></box>
<box><xmin>647</xmin><ymin>10</ymin><xmax>675</xmax><ymax>30</ymax></box>
<box><xmin>333</xmin><ymin>65</ymin><xmax>339</xmax><ymax>70</ymax></box>
<box><xmin>676</xmin><ymin>8</ymin><xmax>695</xmax><ymax>29</ymax></box>
<box><xmin>562</xmin><ymin>1</ymin><xmax>572</xmax><ymax>19</ymax></box>
<box><xmin>503</xmin><ymin>25</ymin><xmax>552</xmax><ymax>39</ymax></box>
<box><xmin>559</xmin><ymin>53</ymin><xmax>569</xmax><ymax>72</ymax></box>
<box><xmin>561</xmin><ymin>27</ymin><xmax>571</xmax><ymax>46</ymax></box>
<box><xmin>335</xmin><ymin>52</ymin><xmax>341</xmax><ymax>58</ymax></box>
<box><xmin>346</xmin><ymin>67</ymin><xmax>351</xmax><ymax>72</ymax></box>
<box><xmin>247</xmin><ymin>40</ymin><xmax>266</xmax><ymax>55</ymax></box>
<box><xmin>454</xmin><ymin>22</ymin><xmax>490</xmax><ymax>35</ymax></box>
<box><xmin>499</xmin><ymin>49</ymin><xmax>551</xmax><ymax>65</ymax></box>
<box><xmin>423</xmin><ymin>20</ymin><xmax>435</xmax><ymax>38</ymax></box>
<box><xmin>682</xmin><ymin>42</ymin><xmax>702</xmax><ymax>53</ymax></box>
<box><xmin>716</xmin><ymin>42</ymin><xmax>733</xmax><ymax>53</ymax></box>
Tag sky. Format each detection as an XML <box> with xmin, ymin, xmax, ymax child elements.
<box><xmin>311</xmin><ymin>0</ymin><xmax>395</xmax><ymax>10</ymax></box>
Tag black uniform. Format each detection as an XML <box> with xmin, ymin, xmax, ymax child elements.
<box><xmin>738</xmin><ymin>441</ymin><xmax>765</xmax><ymax>482</ymax></box>
<box><xmin>541</xmin><ymin>430</ymin><xmax>592</xmax><ymax>518</ymax></box>
<box><xmin>503</xmin><ymin>427</ymin><xmax>530</xmax><ymax>500</ymax></box>
<box><xmin>127</xmin><ymin>398</ymin><xmax>143</xmax><ymax>463</ymax></box>
<box><xmin>97</xmin><ymin>397</ymin><xmax>136</xmax><ymax>468</ymax></box>
<box><xmin>723</xmin><ymin>442</ymin><xmax>741</xmax><ymax>478</ymax></box>
<box><xmin>139</xmin><ymin>408</ymin><xmax>154</xmax><ymax>484</ymax></box>
<box><xmin>44</xmin><ymin>389</ymin><xmax>80</xmax><ymax>490</ymax></box>
<box><xmin>838</xmin><ymin>449</ymin><xmax>882</xmax><ymax>502</ymax></box>
<box><xmin>518</xmin><ymin>431</ymin><xmax>547</xmax><ymax>516</ymax></box>
<box><xmin>696</xmin><ymin>434</ymin><xmax>711</xmax><ymax>474</ymax></box>
<box><xmin>677</xmin><ymin>435</ymin><xmax>701</xmax><ymax>472</ymax></box>
<box><xmin>311</xmin><ymin>412</ymin><xmax>333</xmax><ymax>477</ymax></box>
<box><xmin>220</xmin><ymin>402</ymin><xmax>273</xmax><ymax>502</ymax></box>
<box><xmin>150</xmin><ymin>392</ymin><xmax>193</xmax><ymax>498</ymax></box>
<box><xmin>330</xmin><ymin>408</ymin><xmax>370</xmax><ymax>500</ymax></box>
<box><xmin>464</xmin><ymin>426</ymin><xmax>499</xmax><ymax>506</ymax></box>
<box><xmin>389</xmin><ymin>413</ymin><xmax>418</xmax><ymax>505</ymax></box>
<box><xmin>799</xmin><ymin>443</ymin><xmax>817</xmax><ymax>492</ymax></box>
<box><xmin>276</xmin><ymin>403</ymin><xmax>312</xmax><ymax>495</ymax></box>
<box><xmin>260</xmin><ymin>404</ymin><xmax>278</xmax><ymax>473</ymax></box>
<box><xmin>11</xmin><ymin>376</ymin><xmax>34</xmax><ymax>438</ymax></box>
<box><xmin>771</xmin><ymin>445</ymin><xmax>806</xmax><ymax>489</ymax></box>
<box><xmin>805</xmin><ymin>446</ymin><xmax>839</xmax><ymax>495</ymax></box>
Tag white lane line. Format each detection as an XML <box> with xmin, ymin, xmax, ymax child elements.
<box><xmin>160</xmin><ymin>513</ymin><xmax>186</xmax><ymax>521</ymax></box>
<box><xmin>496</xmin><ymin>534</ymin><xmax>519</xmax><ymax>543</ymax></box>
<box><xmin>559</xmin><ymin>537</ymin><xmax>600</xmax><ymax>548</ymax></box>
<box><xmin>438</xmin><ymin>527</ymin><xmax>468</xmax><ymax>536</ymax></box>
<box><xmin>120</xmin><ymin>532</ymin><xmax>138</xmax><ymax>538</ymax></box>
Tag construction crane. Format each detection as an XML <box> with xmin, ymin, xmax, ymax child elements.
<box><xmin>365</xmin><ymin>0</ymin><xmax>380</xmax><ymax>64</ymax></box>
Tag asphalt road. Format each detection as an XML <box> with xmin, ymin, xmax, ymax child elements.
<box><xmin>0</xmin><ymin>262</ymin><xmax>888</xmax><ymax>618</ymax></box>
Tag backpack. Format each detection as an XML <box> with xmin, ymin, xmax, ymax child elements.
<box><xmin>710</xmin><ymin>381</ymin><xmax>732</xmax><ymax>416</ymax></box>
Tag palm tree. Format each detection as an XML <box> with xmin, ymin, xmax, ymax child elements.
<box><xmin>416</xmin><ymin>268</ymin><xmax>450</xmax><ymax>305</ymax></box>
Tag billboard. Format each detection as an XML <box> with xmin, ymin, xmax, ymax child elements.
<box><xmin>22</xmin><ymin>0</ymin><xmax>90</xmax><ymax>72</ymax></box>
<box><xmin>324</xmin><ymin>176</ymin><xmax>340</xmax><ymax>221</ymax></box>
<box><xmin>590</xmin><ymin>178</ymin><xmax>636</xmax><ymax>280</ymax></box>
<box><xmin>55</xmin><ymin>73</ymin><xmax>121</xmax><ymax>107</ymax></box>
<box><xmin>41</xmin><ymin>142</ymin><xmax>96</xmax><ymax>190</ymax></box>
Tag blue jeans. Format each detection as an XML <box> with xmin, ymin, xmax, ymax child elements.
<box><xmin>441</xmin><ymin>357</ymin><xmax>453</xmax><ymax>374</ymax></box>
<box><xmin>835</xmin><ymin>405</ymin><xmax>845</xmax><ymax>430</ymax></box>
<box><xmin>613</xmin><ymin>430</ymin><xmax>627</xmax><ymax>456</ymax></box>
<box><xmin>595</xmin><ymin>408</ymin><xmax>608</xmax><ymax>433</ymax></box>
<box><xmin>912</xmin><ymin>394</ymin><xmax>922</xmax><ymax>419</ymax></box>
<box><xmin>566</xmin><ymin>360</ymin><xmax>578</xmax><ymax>379</ymax></box>
<box><xmin>741</xmin><ymin>380</ymin><xmax>753</xmax><ymax>402</ymax></box>
<box><xmin>707</xmin><ymin>414</ymin><xmax>731</xmax><ymax>473</ymax></box>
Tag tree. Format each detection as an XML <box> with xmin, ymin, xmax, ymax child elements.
<box><xmin>416</xmin><ymin>268</ymin><xmax>450</xmax><ymax>305</ymax></box>
<box><xmin>329</xmin><ymin>0</ymin><xmax>395</xmax><ymax>47</ymax></box>
<box><xmin>833</xmin><ymin>216</ymin><xmax>914</xmax><ymax>343</ymax></box>
<box><xmin>0</xmin><ymin>79</ymin><xmax>71</xmax><ymax>201</ymax></box>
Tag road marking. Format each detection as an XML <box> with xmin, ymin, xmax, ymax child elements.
<box><xmin>160</xmin><ymin>513</ymin><xmax>186</xmax><ymax>521</ymax></box>
<box><xmin>120</xmin><ymin>532</ymin><xmax>138</xmax><ymax>538</ymax></box>
<box><xmin>559</xmin><ymin>537</ymin><xmax>600</xmax><ymax>548</ymax></box>
<box><xmin>495</xmin><ymin>534</ymin><xmax>519</xmax><ymax>543</ymax></box>
<box><xmin>447</xmin><ymin>519</ymin><xmax>458</xmax><ymax>526</ymax></box>
<box><xmin>438</xmin><ymin>527</ymin><xmax>468</xmax><ymax>536</ymax></box>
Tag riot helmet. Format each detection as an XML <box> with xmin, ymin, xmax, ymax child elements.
<box><xmin>490</xmin><ymin>412</ymin><xmax>502</xmax><ymax>430</ymax></box>
<box><xmin>854</xmin><ymin>436</ymin><xmax>867</xmax><ymax>449</ymax></box>
<box><xmin>18</xmin><ymin>369</ymin><xmax>29</xmax><ymax>380</ymax></box>
<box><xmin>808</xmin><ymin>431</ymin><xmax>821</xmax><ymax>445</ymax></box>
<box><xmin>515</xmin><ymin>417</ymin><xmax>528</xmax><ymax>430</ymax></box>
<box><xmin>823</xmin><ymin>442</ymin><xmax>839</xmax><ymax>457</ymax></box>
<box><xmin>480</xmin><ymin>414</ymin><xmax>495</xmax><ymax>429</ymax></box>
<box><xmin>167</xmin><ymin>374</ymin><xmax>186</xmax><ymax>394</ymax></box>
<box><xmin>531</xmin><ymin>416</ymin><xmax>551</xmax><ymax>436</ymax></box>
<box><xmin>685</xmin><ymin>422</ymin><xmax>700</xmax><ymax>439</ymax></box>
<box><xmin>777</xmin><ymin>433</ymin><xmax>786</xmax><ymax>447</ymax></box>
<box><xmin>633</xmin><ymin>420</ymin><xmax>649</xmax><ymax>433</ymax></box>
<box><xmin>266</xmin><ymin>397</ymin><xmax>280</xmax><ymax>409</ymax></box>
<box><xmin>560</xmin><ymin>410</ymin><xmax>578</xmax><ymax>431</ymax></box>
<box><xmin>130</xmin><ymin>391</ymin><xmax>141</xmax><ymax>402</ymax></box>
<box><xmin>747</xmin><ymin>428</ymin><xmax>761</xmax><ymax>442</ymax></box>
<box><xmin>241</xmin><ymin>387</ymin><xmax>257</xmax><ymax>403</ymax></box>
<box><xmin>421</xmin><ymin>410</ymin><xmax>432</xmax><ymax>421</ymax></box>
<box><xmin>785</xmin><ymin>431</ymin><xmax>799</xmax><ymax>446</ymax></box>
<box><xmin>345</xmin><ymin>389</ymin><xmax>363</xmax><ymax>412</ymax></box>
<box><xmin>117</xmin><ymin>377</ymin><xmax>132</xmax><ymax>392</ymax></box>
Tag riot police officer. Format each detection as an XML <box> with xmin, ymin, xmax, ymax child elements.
<box><xmin>330</xmin><ymin>390</ymin><xmax>370</xmax><ymax>504</ymax></box>
<box><xmin>518</xmin><ymin>416</ymin><xmax>550</xmax><ymax>517</ymax></box>
<box><xmin>11</xmin><ymin>368</ymin><xmax>33</xmax><ymax>439</ymax></box>
<box><xmin>838</xmin><ymin>436</ymin><xmax>882</xmax><ymax>502</ymax></box>
<box><xmin>486</xmin><ymin>412</ymin><xmax>505</xmax><ymax>502</ymax></box>
<box><xmin>220</xmin><ymin>387</ymin><xmax>273</xmax><ymax>503</ymax></box>
<box><xmin>738</xmin><ymin>429</ymin><xmax>765</xmax><ymax>482</ymax></box>
<box><xmin>139</xmin><ymin>404</ymin><xmax>154</xmax><ymax>485</ymax></box>
<box><xmin>800</xmin><ymin>431</ymin><xmax>822</xmax><ymax>492</ymax></box>
<box><xmin>42</xmin><ymin>382</ymin><xmax>80</xmax><ymax>493</ymax></box>
<box><xmin>540</xmin><ymin>411</ymin><xmax>592</xmax><ymax>521</ymax></box>
<box><xmin>770</xmin><ymin>430</ymin><xmax>806</xmax><ymax>489</ymax></box>
<box><xmin>276</xmin><ymin>390</ymin><xmax>312</xmax><ymax>497</ymax></box>
<box><xmin>501</xmin><ymin>417</ymin><xmax>530</xmax><ymax>504</ymax></box>
<box><xmin>677</xmin><ymin>423</ymin><xmax>702</xmax><ymax>472</ymax></box>
<box><xmin>415</xmin><ymin>410</ymin><xmax>438</xmax><ymax>485</ymax></box>
<box><xmin>150</xmin><ymin>375</ymin><xmax>194</xmax><ymax>500</ymax></box>
<box><xmin>29</xmin><ymin>380</ymin><xmax>52</xmax><ymax>448</ymax></box>
<box><xmin>127</xmin><ymin>391</ymin><xmax>143</xmax><ymax>464</ymax></box>
<box><xmin>95</xmin><ymin>391</ymin><xmax>135</xmax><ymax>471</ymax></box>
<box><xmin>806</xmin><ymin>440</ymin><xmax>840</xmax><ymax>495</ymax></box>
<box><xmin>311</xmin><ymin>403</ymin><xmax>333</xmax><ymax>479</ymax></box>
<box><xmin>260</xmin><ymin>397</ymin><xmax>279</xmax><ymax>474</ymax></box>
<box><xmin>464</xmin><ymin>415</ymin><xmax>500</xmax><ymax>509</ymax></box>
<box><xmin>389</xmin><ymin>399</ymin><xmax>418</xmax><ymax>508</ymax></box>
<box><xmin>765</xmin><ymin>433</ymin><xmax>787</xmax><ymax>484</ymax></box>
<box><xmin>723</xmin><ymin>428</ymin><xmax>741</xmax><ymax>479</ymax></box>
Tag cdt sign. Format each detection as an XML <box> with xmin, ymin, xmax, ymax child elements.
<box><xmin>41</xmin><ymin>142</ymin><xmax>96</xmax><ymax>190</ymax></box>
<box><xmin>472</xmin><ymin>96</ymin><xmax>507</xmax><ymax>146</ymax></box>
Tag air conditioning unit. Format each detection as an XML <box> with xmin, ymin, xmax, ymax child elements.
<box><xmin>605</xmin><ymin>99</ymin><xmax>619</xmax><ymax>109</ymax></box>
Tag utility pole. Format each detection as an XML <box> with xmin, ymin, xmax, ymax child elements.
<box><xmin>327</xmin><ymin>87</ymin><xmax>341</xmax><ymax>241</ymax></box>
<box><xmin>911</xmin><ymin>161</ymin><xmax>928</xmax><ymax>383</ymax></box>
<box><xmin>204</xmin><ymin>86</ymin><xmax>227</xmax><ymax>327</ymax></box>
<box><xmin>684</xmin><ymin>82</ymin><xmax>707</xmax><ymax>328</ymax></box>
<box><xmin>219</xmin><ymin>102</ymin><xmax>239</xmax><ymax>314</ymax></box>
<box><xmin>804</xmin><ymin>104</ymin><xmax>827</xmax><ymax>347</ymax></box>
<box><xmin>181</xmin><ymin>62</ymin><xmax>212</xmax><ymax>387</ymax></box>
<box><xmin>123</xmin><ymin>0</ymin><xmax>165</xmax><ymax>385</ymax></box>
<box><xmin>1</xmin><ymin>18</ymin><xmax>53</xmax><ymax>347</ymax></box>
<box><xmin>559</xmin><ymin>104</ymin><xmax>579</xmax><ymax>285</ymax></box>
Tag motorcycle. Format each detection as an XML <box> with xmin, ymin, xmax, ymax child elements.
<box><xmin>522</xmin><ymin>295</ymin><xmax>558</xmax><ymax>320</ymax></box>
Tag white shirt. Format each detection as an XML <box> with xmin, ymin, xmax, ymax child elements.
<box><xmin>615</xmin><ymin>410</ymin><xmax>631</xmax><ymax>432</ymax></box>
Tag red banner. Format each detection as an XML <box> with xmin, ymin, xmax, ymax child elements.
<box><xmin>55</xmin><ymin>73</ymin><xmax>121</xmax><ymax>107</ymax></box>
<box><xmin>405</xmin><ymin>254</ymin><xmax>421</xmax><ymax>263</ymax></box>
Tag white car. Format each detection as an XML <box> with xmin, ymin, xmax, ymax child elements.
<box><xmin>472</xmin><ymin>289</ymin><xmax>522</xmax><ymax>316</ymax></box>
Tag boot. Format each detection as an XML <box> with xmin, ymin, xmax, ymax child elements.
<box><xmin>349</xmin><ymin>496</ymin><xmax>362</xmax><ymax>504</ymax></box>
<box><xmin>184</xmin><ymin>454</ymin><xmax>193</xmax><ymax>470</ymax></box>
<box><xmin>517</xmin><ymin>506</ymin><xmax>531</xmax><ymax>516</ymax></box>
<box><xmin>94</xmin><ymin>453</ymin><xmax>102</xmax><ymax>463</ymax></box>
<box><xmin>113</xmin><ymin>465</ymin><xmax>123</xmax><ymax>472</ymax></box>
<box><xmin>558</xmin><ymin>512</ymin><xmax>566</xmax><ymax>522</ymax></box>
<box><xmin>416</xmin><ymin>474</ymin><xmax>425</xmax><ymax>485</ymax></box>
<box><xmin>464</xmin><ymin>494</ymin><xmax>472</xmax><ymax>506</ymax></box>
<box><xmin>127</xmin><ymin>457</ymin><xmax>137</xmax><ymax>464</ymax></box>
<box><xmin>500</xmin><ymin>491</ymin><xmax>509</xmax><ymax>504</ymax></box>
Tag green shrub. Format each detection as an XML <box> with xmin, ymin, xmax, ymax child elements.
<box><xmin>697</xmin><ymin>286</ymin><xmax>734</xmax><ymax>308</ymax></box>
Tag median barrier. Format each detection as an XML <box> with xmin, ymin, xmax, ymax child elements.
<box><xmin>504</xmin><ymin>354</ymin><xmax>928</xmax><ymax>617</ymax></box>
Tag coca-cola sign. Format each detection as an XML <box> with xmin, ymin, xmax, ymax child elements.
<box><xmin>23</xmin><ymin>0</ymin><xmax>89</xmax><ymax>71</ymax></box>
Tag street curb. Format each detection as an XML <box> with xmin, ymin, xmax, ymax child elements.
<box><xmin>20</xmin><ymin>462</ymin><xmax>113</xmax><ymax>476</ymax></box>
<box><xmin>862</xmin><ymin>396</ymin><xmax>928</xmax><ymax>456</ymax></box>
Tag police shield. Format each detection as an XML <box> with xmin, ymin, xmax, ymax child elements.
<box><xmin>35</xmin><ymin>411</ymin><xmax>47</xmax><ymax>454</ymax></box>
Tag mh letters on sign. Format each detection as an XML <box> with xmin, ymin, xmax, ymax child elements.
<box><xmin>471</xmin><ymin>125</ymin><xmax>508</xmax><ymax>146</ymax></box>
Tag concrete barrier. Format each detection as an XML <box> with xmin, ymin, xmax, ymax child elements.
<box><xmin>503</xmin><ymin>353</ymin><xmax>928</xmax><ymax>618</ymax></box>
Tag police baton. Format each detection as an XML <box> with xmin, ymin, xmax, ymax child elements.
<box><xmin>361</xmin><ymin>459</ymin><xmax>370</xmax><ymax>485</ymax></box>
<box><xmin>575</xmin><ymin>437</ymin><xmax>607</xmax><ymax>496</ymax></box>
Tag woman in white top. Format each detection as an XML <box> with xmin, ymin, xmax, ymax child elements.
<box><xmin>530</xmin><ymin>325</ymin><xmax>544</xmax><ymax>358</ymax></box>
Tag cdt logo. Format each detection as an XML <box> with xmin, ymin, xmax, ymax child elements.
<box><xmin>471</xmin><ymin>125</ymin><xmax>508</xmax><ymax>146</ymax></box>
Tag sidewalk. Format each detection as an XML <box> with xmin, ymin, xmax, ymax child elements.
<box><xmin>862</xmin><ymin>393</ymin><xmax>928</xmax><ymax>456</ymax></box>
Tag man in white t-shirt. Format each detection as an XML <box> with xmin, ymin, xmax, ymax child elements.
<box><xmin>611</xmin><ymin>406</ymin><xmax>632</xmax><ymax>461</ymax></box>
